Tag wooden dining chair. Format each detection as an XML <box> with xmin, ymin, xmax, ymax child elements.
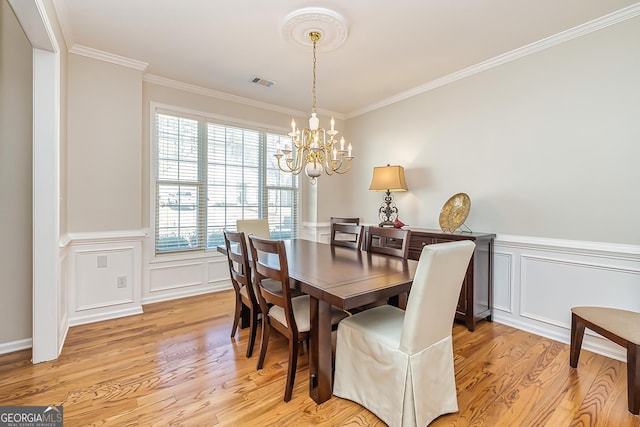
<box><xmin>223</xmin><ymin>230</ymin><xmax>284</xmax><ymax>358</ymax></box>
<box><xmin>223</xmin><ymin>230</ymin><xmax>261</xmax><ymax>358</ymax></box>
<box><xmin>330</xmin><ymin>223</ymin><xmax>364</xmax><ymax>250</ymax></box>
<box><xmin>248</xmin><ymin>235</ymin><xmax>349</xmax><ymax>402</ymax></box>
<box><xmin>330</xmin><ymin>216</ymin><xmax>360</xmax><ymax>225</ymax></box>
<box><xmin>570</xmin><ymin>306</ymin><xmax>639</xmax><ymax>414</ymax></box>
<box><xmin>334</xmin><ymin>241</ymin><xmax>476</xmax><ymax>426</ymax></box>
<box><xmin>365</xmin><ymin>226</ymin><xmax>411</xmax><ymax>259</ymax></box>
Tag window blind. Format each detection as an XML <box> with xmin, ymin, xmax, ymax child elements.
<box><xmin>154</xmin><ymin>109</ymin><xmax>298</xmax><ymax>254</ymax></box>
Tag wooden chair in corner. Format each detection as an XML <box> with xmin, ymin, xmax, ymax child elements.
<box><xmin>330</xmin><ymin>223</ymin><xmax>364</xmax><ymax>250</ymax></box>
<box><xmin>248</xmin><ymin>235</ymin><xmax>349</xmax><ymax>402</ymax></box>
<box><xmin>570</xmin><ymin>306</ymin><xmax>639</xmax><ymax>415</ymax></box>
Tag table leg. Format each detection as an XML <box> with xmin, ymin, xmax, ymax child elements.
<box><xmin>309</xmin><ymin>296</ymin><xmax>332</xmax><ymax>404</ymax></box>
<box><xmin>388</xmin><ymin>292</ymin><xmax>407</xmax><ymax>309</ymax></box>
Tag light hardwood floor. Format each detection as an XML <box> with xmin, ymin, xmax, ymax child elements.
<box><xmin>0</xmin><ymin>291</ymin><xmax>638</xmax><ymax>426</ymax></box>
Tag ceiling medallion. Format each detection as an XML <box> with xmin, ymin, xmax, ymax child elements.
<box><xmin>281</xmin><ymin>7</ymin><xmax>349</xmax><ymax>52</ymax></box>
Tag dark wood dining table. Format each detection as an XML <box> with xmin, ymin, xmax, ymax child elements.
<box><xmin>218</xmin><ymin>238</ymin><xmax>418</xmax><ymax>404</ymax></box>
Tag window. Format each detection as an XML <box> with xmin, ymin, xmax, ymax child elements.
<box><xmin>154</xmin><ymin>108</ymin><xmax>297</xmax><ymax>254</ymax></box>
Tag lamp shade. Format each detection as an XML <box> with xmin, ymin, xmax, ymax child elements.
<box><xmin>369</xmin><ymin>165</ymin><xmax>408</xmax><ymax>192</ymax></box>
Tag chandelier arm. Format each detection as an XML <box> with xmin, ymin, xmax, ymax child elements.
<box><xmin>331</xmin><ymin>161</ymin><xmax>353</xmax><ymax>175</ymax></box>
<box><xmin>276</xmin><ymin>156</ymin><xmax>295</xmax><ymax>173</ymax></box>
<box><xmin>335</xmin><ymin>160</ymin><xmax>352</xmax><ymax>174</ymax></box>
<box><xmin>290</xmin><ymin>145</ymin><xmax>306</xmax><ymax>173</ymax></box>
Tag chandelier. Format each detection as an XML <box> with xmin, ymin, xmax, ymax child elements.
<box><xmin>275</xmin><ymin>31</ymin><xmax>354</xmax><ymax>185</ymax></box>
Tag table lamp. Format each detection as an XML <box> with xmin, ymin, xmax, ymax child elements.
<box><xmin>369</xmin><ymin>164</ymin><xmax>408</xmax><ymax>227</ymax></box>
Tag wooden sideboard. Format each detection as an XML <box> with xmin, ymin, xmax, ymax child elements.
<box><xmin>406</xmin><ymin>228</ymin><xmax>495</xmax><ymax>331</ymax></box>
<box><xmin>365</xmin><ymin>226</ymin><xmax>495</xmax><ymax>331</ymax></box>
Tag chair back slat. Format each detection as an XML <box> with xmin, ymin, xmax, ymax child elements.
<box><xmin>330</xmin><ymin>216</ymin><xmax>360</xmax><ymax>225</ymax></box>
<box><xmin>365</xmin><ymin>226</ymin><xmax>411</xmax><ymax>259</ymax></box>
<box><xmin>331</xmin><ymin>223</ymin><xmax>363</xmax><ymax>249</ymax></box>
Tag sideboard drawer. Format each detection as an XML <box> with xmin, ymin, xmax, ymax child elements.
<box><xmin>408</xmin><ymin>235</ymin><xmax>437</xmax><ymax>250</ymax></box>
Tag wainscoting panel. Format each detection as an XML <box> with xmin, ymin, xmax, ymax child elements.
<box><xmin>61</xmin><ymin>226</ymin><xmax>639</xmax><ymax>367</ymax></box>
<box><xmin>143</xmin><ymin>235</ymin><xmax>231</xmax><ymax>304</ymax></box>
<box><xmin>520</xmin><ymin>254</ymin><xmax>640</xmax><ymax>327</ymax></box>
<box><xmin>148</xmin><ymin>261</ymin><xmax>203</xmax><ymax>293</ymax></box>
<box><xmin>493</xmin><ymin>235</ymin><xmax>640</xmax><ymax>362</ymax></box>
<box><xmin>492</xmin><ymin>251</ymin><xmax>513</xmax><ymax>314</ymax></box>
<box><xmin>66</xmin><ymin>231</ymin><xmax>144</xmax><ymax>326</ymax></box>
<box><xmin>75</xmin><ymin>248</ymin><xmax>135</xmax><ymax>310</ymax></box>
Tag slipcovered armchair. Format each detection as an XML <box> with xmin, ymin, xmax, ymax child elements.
<box><xmin>333</xmin><ymin>240</ymin><xmax>475</xmax><ymax>426</ymax></box>
<box><xmin>237</xmin><ymin>219</ymin><xmax>270</xmax><ymax>246</ymax></box>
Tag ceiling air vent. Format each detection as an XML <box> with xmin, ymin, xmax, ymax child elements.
<box><xmin>251</xmin><ymin>76</ymin><xmax>276</xmax><ymax>87</ymax></box>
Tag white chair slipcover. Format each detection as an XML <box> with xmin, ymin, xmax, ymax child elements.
<box><xmin>333</xmin><ymin>240</ymin><xmax>475</xmax><ymax>426</ymax></box>
<box><xmin>237</xmin><ymin>219</ymin><xmax>270</xmax><ymax>247</ymax></box>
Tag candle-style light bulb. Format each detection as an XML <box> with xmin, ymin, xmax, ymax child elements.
<box><xmin>348</xmin><ymin>143</ymin><xmax>352</xmax><ymax>157</ymax></box>
<box><xmin>330</xmin><ymin>116</ymin><xmax>335</xmax><ymax>132</ymax></box>
<box><xmin>291</xmin><ymin>119</ymin><xmax>296</xmax><ymax>133</ymax></box>
<box><xmin>340</xmin><ymin>137</ymin><xmax>345</xmax><ymax>151</ymax></box>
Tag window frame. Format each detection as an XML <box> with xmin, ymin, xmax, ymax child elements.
<box><xmin>150</xmin><ymin>103</ymin><xmax>298</xmax><ymax>257</ymax></box>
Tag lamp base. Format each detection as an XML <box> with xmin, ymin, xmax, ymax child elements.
<box><xmin>377</xmin><ymin>190</ymin><xmax>399</xmax><ymax>227</ymax></box>
<box><xmin>378</xmin><ymin>221</ymin><xmax>395</xmax><ymax>228</ymax></box>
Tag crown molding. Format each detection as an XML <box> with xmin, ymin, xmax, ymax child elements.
<box><xmin>69</xmin><ymin>44</ymin><xmax>148</xmax><ymax>70</ymax></box>
<box><xmin>64</xmin><ymin>3</ymin><xmax>639</xmax><ymax>121</ymax></box>
<box><xmin>346</xmin><ymin>3</ymin><xmax>640</xmax><ymax>119</ymax></box>
<box><xmin>143</xmin><ymin>74</ymin><xmax>345</xmax><ymax>120</ymax></box>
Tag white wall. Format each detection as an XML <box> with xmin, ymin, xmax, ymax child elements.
<box><xmin>0</xmin><ymin>0</ymin><xmax>33</xmax><ymax>348</ymax></box>
<box><xmin>67</xmin><ymin>53</ymin><xmax>143</xmax><ymax>233</ymax></box>
<box><xmin>340</xmin><ymin>16</ymin><xmax>640</xmax><ymax>246</ymax></box>
<box><xmin>332</xmin><ymin>15</ymin><xmax>640</xmax><ymax>360</ymax></box>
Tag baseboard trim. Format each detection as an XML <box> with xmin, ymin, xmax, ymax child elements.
<box><xmin>67</xmin><ymin>306</ymin><xmax>144</xmax><ymax>327</ymax></box>
<box><xmin>142</xmin><ymin>284</ymin><xmax>231</xmax><ymax>306</ymax></box>
<box><xmin>0</xmin><ymin>338</ymin><xmax>32</xmax><ymax>356</ymax></box>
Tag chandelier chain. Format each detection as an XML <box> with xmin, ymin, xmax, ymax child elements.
<box><xmin>312</xmin><ymin>37</ymin><xmax>317</xmax><ymax>114</ymax></box>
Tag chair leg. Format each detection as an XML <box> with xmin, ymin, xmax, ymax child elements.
<box><xmin>628</xmin><ymin>343</ymin><xmax>639</xmax><ymax>415</ymax></box>
<box><xmin>231</xmin><ymin>295</ymin><xmax>242</xmax><ymax>338</ymax></box>
<box><xmin>256</xmin><ymin>318</ymin><xmax>270</xmax><ymax>370</ymax></box>
<box><xmin>570</xmin><ymin>313</ymin><xmax>585</xmax><ymax>368</ymax></box>
<box><xmin>284</xmin><ymin>338</ymin><xmax>299</xmax><ymax>402</ymax></box>
<box><xmin>246</xmin><ymin>307</ymin><xmax>259</xmax><ymax>358</ymax></box>
<box><xmin>240</xmin><ymin>302</ymin><xmax>251</xmax><ymax>329</ymax></box>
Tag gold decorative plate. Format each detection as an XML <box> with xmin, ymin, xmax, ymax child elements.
<box><xmin>439</xmin><ymin>193</ymin><xmax>471</xmax><ymax>232</ymax></box>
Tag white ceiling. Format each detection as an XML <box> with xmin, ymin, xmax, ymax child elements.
<box><xmin>52</xmin><ymin>0</ymin><xmax>639</xmax><ymax>118</ymax></box>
